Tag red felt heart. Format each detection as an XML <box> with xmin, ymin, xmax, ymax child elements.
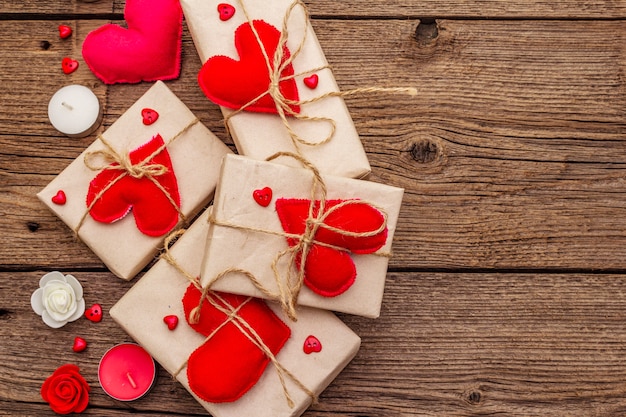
<box><xmin>81</xmin><ymin>0</ymin><xmax>183</xmax><ymax>84</ymax></box>
<box><xmin>163</xmin><ymin>314</ymin><xmax>178</xmax><ymax>330</ymax></box>
<box><xmin>61</xmin><ymin>57</ymin><xmax>78</xmax><ymax>74</ymax></box>
<box><xmin>198</xmin><ymin>20</ymin><xmax>300</xmax><ymax>115</ymax></box>
<box><xmin>303</xmin><ymin>74</ymin><xmax>318</xmax><ymax>89</ymax></box>
<box><xmin>51</xmin><ymin>190</ymin><xmax>67</xmax><ymax>205</ymax></box>
<box><xmin>85</xmin><ymin>304</ymin><xmax>102</xmax><ymax>323</ymax></box>
<box><xmin>217</xmin><ymin>3</ymin><xmax>235</xmax><ymax>21</ymax></box>
<box><xmin>141</xmin><ymin>108</ymin><xmax>159</xmax><ymax>125</ymax></box>
<box><xmin>58</xmin><ymin>25</ymin><xmax>72</xmax><ymax>39</ymax></box>
<box><xmin>303</xmin><ymin>335</ymin><xmax>322</xmax><ymax>354</ymax></box>
<box><xmin>72</xmin><ymin>336</ymin><xmax>88</xmax><ymax>352</ymax></box>
<box><xmin>253</xmin><ymin>187</ymin><xmax>272</xmax><ymax>207</ymax></box>
<box><xmin>182</xmin><ymin>285</ymin><xmax>290</xmax><ymax>403</ymax></box>
<box><xmin>276</xmin><ymin>198</ymin><xmax>388</xmax><ymax>297</ymax></box>
<box><xmin>86</xmin><ymin>134</ymin><xmax>181</xmax><ymax>237</ymax></box>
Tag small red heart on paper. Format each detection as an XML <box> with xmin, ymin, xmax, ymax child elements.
<box><xmin>61</xmin><ymin>57</ymin><xmax>79</xmax><ymax>74</ymax></box>
<box><xmin>51</xmin><ymin>190</ymin><xmax>67</xmax><ymax>205</ymax></box>
<box><xmin>163</xmin><ymin>314</ymin><xmax>179</xmax><ymax>330</ymax></box>
<box><xmin>253</xmin><ymin>187</ymin><xmax>272</xmax><ymax>207</ymax></box>
<box><xmin>303</xmin><ymin>335</ymin><xmax>322</xmax><ymax>354</ymax></box>
<box><xmin>85</xmin><ymin>304</ymin><xmax>103</xmax><ymax>323</ymax></box>
<box><xmin>58</xmin><ymin>25</ymin><xmax>72</xmax><ymax>39</ymax></box>
<box><xmin>72</xmin><ymin>336</ymin><xmax>88</xmax><ymax>352</ymax></box>
<box><xmin>217</xmin><ymin>3</ymin><xmax>235</xmax><ymax>21</ymax></box>
<box><xmin>141</xmin><ymin>108</ymin><xmax>159</xmax><ymax>125</ymax></box>
<box><xmin>303</xmin><ymin>74</ymin><xmax>318</xmax><ymax>89</ymax></box>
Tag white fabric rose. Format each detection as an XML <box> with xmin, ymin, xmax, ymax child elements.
<box><xmin>31</xmin><ymin>271</ymin><xmax>85</xmax><ymax>328</ymax></box>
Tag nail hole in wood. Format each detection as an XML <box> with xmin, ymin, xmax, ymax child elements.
<box><xmin>410</xmin><ymin>140</ymin><xmax>439</xmax><ymax>163</ymax></box>
<box><xmin>0</xmin><ymin>309</ymin><xmax>12</xmax><ymax>320</ymax></box>
<box><xmin>27</xmin><ymin>222</ymin><xmax>40</xmax><ymax>232</ymax></box>
<box><xmin>468</xmin><ymin>391</ymin><xmax>481</xmax><ymax>404</ymax></box>
<box><xmin>40</xmin><ymin>40</ymin><xmax>51</xmax><ymax>50</ymax></box>
<box><xmin>415</xmin><ymin>19</ymin><xmax>439</xmax><ymax>43</ymax></box>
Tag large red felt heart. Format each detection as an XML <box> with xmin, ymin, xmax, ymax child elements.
<box><xmin>276</xmin><ymin>199</ymin><xmax>388</xmax><ymax>297</ymax></box>
<box><xmin>198</xmin><ymin>20</ymin><xmax>300</xmax><ymax>115</ymax></box>
<box><xmin>81</xmin><ymin>0</ymin><xmax>183</xmax><ymax>84</ymax></box>
<box><xmin>86</xmin><ymin>134</ymin><xmax>180</xmax><ymax>237</ymax></box>
<box><xmin>182</xmin><ymin>285</ymin><xmax>290</xmax><ymax>403</ymax></box>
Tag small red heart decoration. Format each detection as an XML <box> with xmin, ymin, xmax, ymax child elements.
<box><xmin>51</xmin><ymin>190</ymin><xmax>67</xmax><ymax>205</ymax></box>
<box><xmin>61</xmin><ymin>57</ymin><xmax>79</xmax><ymax>74</ymax></box>
<box><xmin>58</xmin><ymin>25</ymin><xmax>72</xmax><ymax>39</ymax></box>
<box><xmin>303</xmin><ymin>335</ymin><xmax>322</xmax><ymax>354</ymax></box>
<box><xmin>253</xmin><ymin>187</ymin><xmax>272</xmax><ymax>207</ymax></box>
<box><xmin>72</xmin><ymin>336</ymin><xmax>88</xmax><ymax>352</ymax></box>
<box><xmin>85</xmin><ymin>304</ymin><xmax>103</xmax><ymax>323</ymax></box>
<box><xmin>163</xmin><ymin>314</ymin><xmax>179</xmax><ymax>330</ymax></box>
<box><xmin>303</xmin><ymin>74</ymin><xmax>318</xmax><ymax>89</ymax></box>
<box><xmin>141</xmin><ymin>108</ymin><xmax>159</xmax><ymax>125</ymax></box>
<box><xmin>217</xmin><ymin>3</ymin><xmax>235</xmax><ymax>21</ymax></box>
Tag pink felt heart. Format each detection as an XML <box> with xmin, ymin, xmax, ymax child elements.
<box><xmin>82</xmin><ymin>0</ymin><xmax>183</xmax><ymax>84</ymax></box>
<box><xmin>198</xmin><ymin>20</ymin><xmax>300</xmax><ymax>115</ymax></box>
<box><xmin>86</xmin><ymin>134</ymin><xmax>181</xmax><ymax>237</ymax></box>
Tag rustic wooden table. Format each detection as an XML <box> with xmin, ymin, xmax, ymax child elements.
<box><xmin>1</xmin><ymin>0</ymin><xmax>626</xmax><ymax>416</ymax></box>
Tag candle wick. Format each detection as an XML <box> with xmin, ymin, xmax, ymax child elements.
<box><xmin>61</xmin><ymin>101</ymin><xmax>74</xmax><ymax>111</ymax></box>
<box><xmin>126</xmin><ymin>372</ymin><xmax>137</xmax><ymax>389</ymax></box>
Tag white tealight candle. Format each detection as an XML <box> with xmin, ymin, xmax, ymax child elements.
<box><xmin>48</xmin><ymin>84</ymin><xmax>103</xmax><ymax>138</ymax></box>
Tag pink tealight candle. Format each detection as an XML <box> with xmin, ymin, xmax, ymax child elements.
<box><xmin>98</xmin><ymin>343</ymin><xmax>156</xmax><ymax>401</ymax></box>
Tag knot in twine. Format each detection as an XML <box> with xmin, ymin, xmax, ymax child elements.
<box><xmin>206</xmin><ymin>152</ymin><xmax>390</xmax><ymax>323</ymax></box>
<box><xmin>225</xmin><ymin>0</ymin><xmax>417</xmax><ymax>150</ymax></box>
<box><xmin>160</xmin><ymin>230</ymin><xmax>317</xmax><ymax>409</ymax></box>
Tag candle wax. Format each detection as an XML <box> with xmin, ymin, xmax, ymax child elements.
<box><xmin>98</xmin><ymin>343</ymin><xmax>156</xmax><ymax>401</ymax></box>
<box><xmin>48</xmin><ymin>84</ymin><xmax>102</xmax><ymax>137</ymax></box>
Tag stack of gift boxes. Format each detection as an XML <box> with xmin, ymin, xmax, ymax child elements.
<box><xmin>38</xmin><ymin>0</ymin><xmax>404</xmax><ymax>415</ymax></box>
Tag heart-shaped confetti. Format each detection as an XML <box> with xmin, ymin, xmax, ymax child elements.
<box><xmin>303</xmin><ymin>74</ymin><xmax>318</xmax><ymax>89</ymax></box>
<box><xmin>163</xmin><ymin>314</ymin><xmax>179</xmax><ymax>330</ymax></box>
<box><xmin>303</xmin><ymin>335</ymin><xmax>322</xmax><ymax>354</ymax></box>
<box><xmin>141</xmin><ymin>108</ymin><xmax>159</xmax><ymax>125</ymax></box>
<box><xmin>85</xmin><ymin>304</ymin><xmax>103</xmax><ymax>322</ymax></box>
<box><xmin>253</xmin><ymin>187</ymin><xmax>272</xmax><ymax>207</ymax></box>
<box><xmin>72</xmin><ymin>336</ymin><xmax>88</xmax><ymax>352</ymax></box>
<box><xmin>58</xmin><ymin>25</ymin><xmax>72</xmax><ymax>39</ymax></box>
<box><xmin>61</xmin><ymin>57</ymin><xmax>79</xmax><ymax>74</ymax></box>
<box><xmin>51</xmin><ymin>190</ymin><xmax>66</xmax><ymax>205</ymax></box>
<box><xmin>217</xmin><ymin>3</ymin><xmax>235</xmax><ymax>21</ymax></box>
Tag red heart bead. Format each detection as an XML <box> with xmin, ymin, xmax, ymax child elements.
<box><xmin>303</xmin><ymin>74</ymin><xmax>318</xmax><ymax>89</ymax></box>
<box><xmin>217</xmin><ymin>3</ymin><xmax>235</xmax><ymax>21</ymax></box>
<box><xmin>303</xmin><ymin>335</ymin><xmax>322</xmax><ymax>354</ymax></box>
<box><xmin>141</xmin><ymin>108</ymin><xmax>159</xmax><ymax>125</ymax></box>
<box><xmin>51</xmin><ymin>190</ymin><xmax>67</xmax><ymax>205</ymax></box>
<box><xmin>58</xmin><ymin>25</ymin><xmax>72</xmax><ymax>39</ymax></box>
<box><xmin>253</xmin><ymin>187</ymin><xmax>272</xmax><ymax>207</ymax></box>
<box><xmin>61</xmin><ymin>57</ymin><xmax>79</xmax><ymax>74</ymax></box>
<box><xmin>72</xmin><ymin>336</ymin><xmax>88</xmax><ymax>352</ymax></box>
<box><xmin>85</xmin><ymin>304</ymin><xmax>103</xmax><ymax>323</ymax></box>
<box><xmin>163</xmin><ymin>314</ymin><xmax>179</xmax><ymax>330</ymax></box>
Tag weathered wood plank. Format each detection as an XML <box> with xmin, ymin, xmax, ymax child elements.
<box><xmin>1</xmin><ymin>19</ymin><xmax>624</xmax><ymax>270</ymax></box>
<box><xmin>3</xmin><ymin>1</ymin><xmax>626</xmax><ymax>22</ymax></box>
<box><xmin>3</xmin><ymin>272</ymin><xmax>626</xmax><ymax>416</ymax></box>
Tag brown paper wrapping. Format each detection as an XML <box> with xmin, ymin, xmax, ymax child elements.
<box><xmin>180</xmin><ymin>0</ymin><xmax>371</xmax><ymax>179</ymax></box>
<box><xmin>201</xmin><ymin>154</ymin><xmax>404</xmax><ymax>318</ymax></box>
<box><xmin>110</xmin><ymin>209</ymin><xmax>361</xmax><ymax>417</ymax></box>
<box><xmin>37</xmin><ymin>81</ymin><xmax>232</xmax><ymax>280</ymax></box>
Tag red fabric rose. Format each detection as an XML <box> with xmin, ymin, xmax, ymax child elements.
<box><xmin>41</xmin><ymin>364</ymin><xmax>90</xmax><ymax>414</ymax></box>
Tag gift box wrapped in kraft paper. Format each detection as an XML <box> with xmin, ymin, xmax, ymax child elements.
<box><xmin>180</xmin><ymin>0</ymin><xmax>371</xmax><ymax>179</ymax></box>
<box><xmin>37</xmin><ymin>81</ymin><xmax>231</xmax><ymax>280</ymax></box>
<box><xmin>201</xmin><ymin>154</ymin><xmax>404</xmax><ymax>319</ymax></box>
<box><xmin>110</xmin><ymin>209</ymin><xmax>361</xmax><ymax>417</ymax></box>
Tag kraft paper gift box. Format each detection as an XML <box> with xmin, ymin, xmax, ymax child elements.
<box><xmin>110</xmin><ymin>209</ymin><xmax>361</xmax><ymax>417</ymax></box>
<box><xmin>201</xmin><ymin>154</ymin><xmax>404</xmax><ymax>318</ymax></box>
<box><xmin>180</xmin><ymin>0</ymin><xmax>371</xmax><ymax>179</ymax></box>
<box><xmin>37</xmin><ymin>81</ymin><xmax>231</xmax><ymax>280</ymax></box>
